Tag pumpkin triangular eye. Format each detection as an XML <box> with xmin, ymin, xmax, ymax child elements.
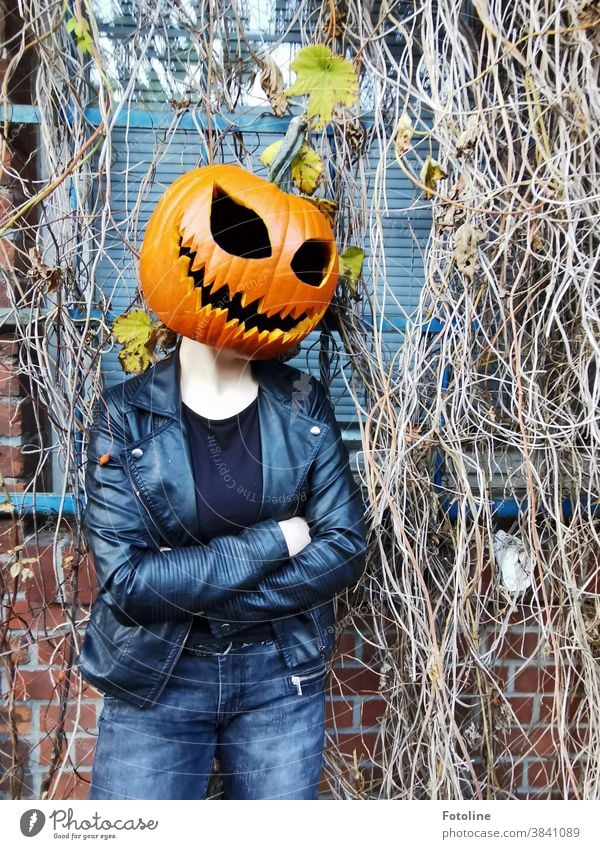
<box><xmin>291</xmin><ymin>240</ymin><xmax>333</xmax><ymax>287</ymax></box>
<box><xmin>210</xmin><ymin>184</ymin><xmax>272</xmax><ymax>258</ymax></box>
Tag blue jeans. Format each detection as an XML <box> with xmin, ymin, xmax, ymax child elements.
<box><xmin>89</xmin><ymin>639</ymin><xmax>326</xmax><ymax>800</ymax></box>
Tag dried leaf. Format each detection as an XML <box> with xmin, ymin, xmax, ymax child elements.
<box><xmin>285</xmin><ymin>45</ymin><xmax>359</xmax><ymax>130</ymax></box>
<box><xmin>453</xmin><ymin>222</ymin><xmax>485</xmax><ymax>280</ymax></box>
<box><xmin>258</xmin><ymin>55</ymin><xmax>289</xmax><ymax>118</ymax></box>
<box><xmin>456</xmin><ymin>115</ymin><xmax>479</xmax><ymax>155</ymax></box>
<box><xmin>420</xmin><ymin>156</ymin><xmax>447</xmax><ymax>199</ymax></box>
<box><xmin>27</xmin><ymin>247</ymin><xmax>63</xmax><ymax>293</ymax></box>
<box><xmin>303</xmin><ymin>196</ymin><xmax>338</xmax><ymax>227</ymax></box>
<box><xmin>393</xmin><ymin>113</ymin><xmax>414</xmax><ymax>159</ymax></box>
<box><xmin>10</xmin><ymin>563</ymin><xmax>21</xmax><ymax>578</ymax></box>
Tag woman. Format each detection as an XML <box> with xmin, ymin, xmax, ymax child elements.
<box><xmin>77</xmin><ymin>166</ymin><xmax>367</xmax><ymax>800</ymax></box>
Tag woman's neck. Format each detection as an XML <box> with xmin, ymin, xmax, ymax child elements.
<box><xmin>178</xmin><ymin>337</ymin><xmax>259</xmax><ymax>419</ymax></box>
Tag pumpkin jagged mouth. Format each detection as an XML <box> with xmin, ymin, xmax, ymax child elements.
<box><xmin>178</xmin><ymin>239</ymin><xmax>308</xmax><ymax>335</ymax></box>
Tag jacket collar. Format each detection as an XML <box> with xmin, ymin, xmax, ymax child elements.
<box><xmin>125</xmin><ymin>338</ymin><xmax>293</xmax><ymax>418</ymax></box>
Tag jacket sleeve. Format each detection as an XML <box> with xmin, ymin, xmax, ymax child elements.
<box><xmin>83</xmin><ymin>392</ymin><xmax>289</xmax><ymax>627</ymax></box>
<box><xmin>205</xmin><ymin>378</ymin><xmax>368</xmax><ymax>624</ymax></box>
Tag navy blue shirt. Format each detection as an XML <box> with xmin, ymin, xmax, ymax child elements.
<box><xmin>182</xmin><ymin>395</ymin><xmax>272</xmax><ymax>644</ymax></box>
<box><xmin>182</xmin><ymin>396</ymin><xmax>262</xmax><ymax>543</ymax></box>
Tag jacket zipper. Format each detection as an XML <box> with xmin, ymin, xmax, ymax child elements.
<box><xmin>290</xmin><ymin>668</ymin><xmax>325</xmax><ymax>695</ymax></box>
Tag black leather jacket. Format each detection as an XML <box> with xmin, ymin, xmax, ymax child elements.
<box><xmin>76</xmin><ymin>346</ymin><xmax>367</xmax><ymax>708</ymax></box>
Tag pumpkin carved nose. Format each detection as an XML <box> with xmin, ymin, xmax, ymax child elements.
<box><xmin>291</xmin><ymin>239</ymin><xmax>334</xmax><ymax>287</ymax></box>
<box><xmin>210</xmin><ymin>185</ymin><xmax>272</xmax><ymax>258</ymax></box>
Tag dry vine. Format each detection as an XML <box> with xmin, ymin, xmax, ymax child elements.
<box><xmin>0</xmin><ymin>0</ymin><xmax>598</xmax><ymax>799</ymax></box>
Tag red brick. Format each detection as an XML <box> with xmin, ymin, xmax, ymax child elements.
<box><xmin>527</xmin><ymin>759</ymin><xmax>557</xmax><ymax>789</ymax></box>
<box><xmin>0</xmin><ymin>191</ymin><xmax>14</xmax><ymax>225</ymax></box>
<box><xmin>492</xmin><ymin>664</ymin><xmax>510</xmax><ymax>688</ymax></box>
<box><xmin>0</xmin><ymin>354</ymin><xmax>22</xmax><ymax>395</ymax></box>
<box><xmin>75</xmin><ymin>737</ymin><xmax>97</xmax><ymax>769</ymax></box>
<box><xmin>0</xmin><ymin>336</ymin><xmax>18</xmax><ymax>357</ymax></box>
<box><xmin>325</xmin><ymin>697</ymin><xmax>354</xmax><ymax>729</ymax></box>
<box><xmin>335</xmin><ymin>631</ymin><xmax>357</xmax><ymax>656</ymax></box>
<box><xmin>37</xmin><ymin>635</ymin><xmax>70</xmax><ymax>667</ymax></box>
<box><xmin>506</xmin><ymin>696</ymin><xmax>534</xmax><ymax>725</ymax></box>
<box><xmin>46</xmin><ymin>770</ymin><xmax>92</xmax><ymax>800</ymax></box>
<box><xmin>0</xmin><ymin>704</ymin><xmax>32</xmax><ymax>733</ymax></box>
<box><xmin>25</xmin><ymin>542</ymin><xmax>59</xmax><ymax>606</ymax></box>
<box><xmin>513</xmin><ymin>665</ymin><xmax>557</xmax><ymax>693</ymax></box>
<box><xmin>331</xmin><ymin>666</ymin><xmax>380</xmax><ymax>696</ymax></box>
<box><xmin>42</xmin><ymin>701</ymin><xmax>98</xmax><ymax>735</ymax></box>
<box><xmin>490</xmin><ymin>760</ymin><xmax>523</xmax><ymax>793</ymax></box>
<box><xmin>38</xmin><ymin>735</ymin><xmax>61</xmax><ymax>766</ymax></box>
<box><xmin>62</xmin><ymin>550</ymin><xmax>98</xmax><ymax>605</ymax></box>
<box><xmin>36</xmin><ymin>601</ymin><xmax>68</xmax><ymax>630</ymax></box>
<box><xmin>502</xmin><ymin>727</ymin><xmax>559</xmax><ymax>757</ymax></box>
<box><xmin>0</xmin><ymin>738</ymin><xmax>32</xmax><ymax>795</ymax></box>
<box><xmin>38</xmin><ymin>735</ymin><xmax>95</xmax><ymax>770</ymax></box>
<box><xmin>0</xmin><ymin>444</ymin><xmax>25</xmax><ymax>478</ymax></box>
<box><xmin>335</xmin><ymin>731</ymin><xmax>380</xmax><ymax>760</ymax></box>
<box><xmin>0</xmin><ymin>521</ymin><xmax>18</xmax><ymax>553</ymax></box>
<box><xmin>11</xmin><ymin>669</ymin><xmax>65</xmax><ymax>701</ymax></box>
<box><xmin>539</xmin><ymin>694</ymin><xmax>585</xmax><ymax>724</ymax></box>
<box><xmin>361</xmin><ymin>639</ymin><xmax>378</xmax><ymax>665</ymax></box>
<box><xmin>0</xmin><ymin>400</ymin><xmax>22</xmax><ymax>436</ymax></box>
<box><xmin>7</xmin><ymin>599</ymin><xmax>67</xmax><ymax>630</ymax></box>
<box><xmin>493</xmin><ymin>631</ymin><xmax>545</xmax><ymax>661</ymax></box>
<box><xmin>360</xmin><ymin>697</ymin><xmax>385</xmax><ymax>728</ymax></box>
<box><xmin>5</xmin><ymin>597</ymin><xmax>34</xmax><ymax>628</ymax></box>
<box><xmin>6</xmin><ymin>634</ymin><xmax>31</xmax><ymax>664</ymax></box>
<box><xmin>1</xmin><ymin>478</ymin><xmax>27</xmax><ymax>493</ymax></box>
<box><xmin>0</xmin><ymin>237</ymin><xmax>17</xmax><ymax>272</ymax></box>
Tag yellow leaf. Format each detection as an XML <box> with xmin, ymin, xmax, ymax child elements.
<box><xmin>260</xmin><ymin>140</ymin><xmax>283</xmax><ymax>169</ymax></box>
<box><xmin>420</xmin><ymin>156</ymin><xmax>447</xmax><ymax>199</ymax></box>
<box><xmin>340</xmin><ymin>247</ymin><xmax>364</xmax><ymax>296</ymax></box>
<box><xmin>285</xmin><ymin>45</ymin><xmax>359</xmax><ymax>130</ymax></box>
<box><xmin>118</xmin><ymin>346</ymin><xmax>155</xmax><ymax>374</ymax></box>
<box><xmin>112</xmin><ymin>309</ymin><xmax>156</xmax><ymax>374</ymax></box>
<box><xmin>261</xmin><ymin>141</ymin><xmax>322</xmax><ymax>195</ymax></box>
<box><xmin>290</xmin><ymin>143</ymin><xmax>322</xmax><ymax>195</ymax></box>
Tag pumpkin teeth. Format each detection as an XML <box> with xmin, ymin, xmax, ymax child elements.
<box><xmin>179</xmin><ymin>238</ymin><xmax>312</xmax><ymax>336</ymax></box>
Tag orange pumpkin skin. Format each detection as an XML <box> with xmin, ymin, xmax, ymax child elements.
<box><xmin>139</xmin><ymin>164</ymin><xmax>339</xmax><ymax>359</ymax></box>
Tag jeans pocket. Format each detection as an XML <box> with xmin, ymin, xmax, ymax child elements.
<box><xmin>289</xmin><ymin>665</ymin><xmax>328</xmax><ymax>696</ymax></box>
<box><xmin>100</xmin><ymin>694</ymin><xmax>119</xmax><ymax>719</ymax></box>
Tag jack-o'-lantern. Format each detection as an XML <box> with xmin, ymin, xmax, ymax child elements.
<box><xmin>139</xmin><ymin>164</ymin><xmax>339</xmax><ymax>359</ymax></box>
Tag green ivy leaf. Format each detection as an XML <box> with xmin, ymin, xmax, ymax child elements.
<box><xmin>285</xmin><ymin>45</ymin><xmax>359</xmax><ymax>130</ymax></box>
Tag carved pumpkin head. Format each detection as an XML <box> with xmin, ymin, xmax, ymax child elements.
<box><xmin>139</xmin><ymin>164</ymin><xmax>339</xmax><ymax>359</ymax></box>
